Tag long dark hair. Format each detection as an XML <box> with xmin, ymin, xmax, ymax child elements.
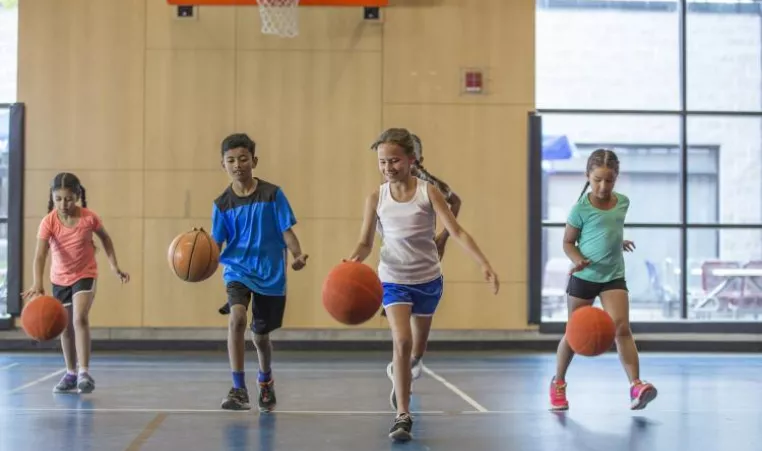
<box><xmin>48</xmin><ymin>172</ymin><xmax>87</xmax><ymax>212</ymax></box>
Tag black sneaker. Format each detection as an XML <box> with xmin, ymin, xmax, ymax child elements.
<box><xmin>258</xmin><ymin>380</ymin><xmax>277</xmax><ymax>412</ymax></box>
<box><xmin>218</xmin><ymin>303</ymin><xmax>231</xmax><ymax>315</ymax></box>
<box><xmin>221</xmin><ymin>387</ymin><xmax>251</xmax><ymax>410</ymax></box>
<box><xmin>388</xmin><ymin>413</ymin><xmax>413</xmax><ymax>442</ymax></box>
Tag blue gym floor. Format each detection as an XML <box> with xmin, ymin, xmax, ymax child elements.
<box><xmin>0</xmin><ymin>350</ymin><xmax>759</xmax><ymax>450</ymax></box>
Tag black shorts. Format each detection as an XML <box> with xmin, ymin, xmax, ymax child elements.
<box><xmin>566</xmin><ymin>275</ymin><xmax>627</xmax><ymax>300</ymax></box>
<box><xmin>52</xmin><ymin>278</ymin><xmax>96</xmax><ymax>306</ymax></box>
<box><xmin>226</xmin><ymin>281</ymin><xmax>286</xmax><ymax>335</ymax></box>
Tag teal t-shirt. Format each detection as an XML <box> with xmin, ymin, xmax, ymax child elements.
<box><xmin>566</xmin><ymin>192</ymin><xmax>629</xmax><ymax>283</ymax></box>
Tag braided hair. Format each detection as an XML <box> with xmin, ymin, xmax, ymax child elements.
<box><xmin>370</xmin><ymin>130</ymin><xmax>453</xmax><ymax>199</ymax></box>
<box><xmin>578</xmin><ymin>148</ymin><xmax>620</xmax><ymax>200</ymax></box>
<box><xmin>48</xmin><ymin>172</ymin><xmax>96</xmax><ymax>251</ymax></box>
<box><xmin>410</xmin><ymin>134</ymin><xmax>453</xmax><ymax>200</ymax></box>
<box><xmin>48</xmin><ymin>172</ymin><xmax>87</xmax><ymax>212</ymax></box>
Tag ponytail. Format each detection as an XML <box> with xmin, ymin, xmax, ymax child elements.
<box><xmin>47</xmin><ymin>192</ymin><xmax>54</xmax><ymax>213</ymax></box>
<box><xmin>80</xmin><ymin>186</ymin><xmax>87</xmax><ymax>208</ymax></box>
<box><xmin>579</xmin><ymin>148</ymin><xmax>620</xmax><ymax>201</ymax></box>
<box><xmin>415</xmin><ymin>162</ymin><xmax>452</xmax><ymax>199</ymax></box>
<box><xmin>578</xmin><ymin>181</ymin><xmax>590</xmax><ymax>201</ymax></box>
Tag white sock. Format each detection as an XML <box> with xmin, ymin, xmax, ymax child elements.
<box><xmin>78</xmin><ymin>367</ymin><xmax>89</xmax><ymax>375</ymax></box>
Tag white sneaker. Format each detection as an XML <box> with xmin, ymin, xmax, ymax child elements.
<box><xmin>386</xmin><ymin>362</ymin><xmax>396</xmax><ymax>411</ymax></box>
<box><xmin>411</xmin><ymin>358</ymin><xmax>423</xmax><ymax>380</ymax></box>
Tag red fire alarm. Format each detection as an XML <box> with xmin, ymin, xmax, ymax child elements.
<box><xmin>463</xmin><ymin>69</ymin><xmax>484</xmax><ymax>94</ymax></box>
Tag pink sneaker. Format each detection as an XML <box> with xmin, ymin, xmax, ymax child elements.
<box><xmin>549</xmin><ymin>377</ymin><xmax>569</xmax><ymax>411</ymax></box>
<box><xmin>630</xmin><ymin>380</ymin><xmax>657</xmax><ymax>410</ymax></box>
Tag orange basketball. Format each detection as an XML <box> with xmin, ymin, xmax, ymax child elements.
<box><xmin>565</xmin><ymin>306</ymin><xmax>616</xmax><ymax>356</ymax></box>
<box><xmin>322</xmin><ymin>261</ymin><xmax>383</xmax><ymax>325</ymax></box>
<box><xmin>168</xmin><ymin>227</ymin><xmax>220</xmax><ymax>282</ymax></box>
<box><xmin>20</xmin><ymin>295</ymin><xmax>69</xmax><ymax>342</ymax></box>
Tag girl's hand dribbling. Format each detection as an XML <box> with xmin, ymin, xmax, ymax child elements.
<box><xmin>21</xmin><ymin>285</ymin><xmax>44</xmax><ymax>301</ymax></box>
<box><xmin>569</xmin><ymin>258</ymin><xmax>590</xmax><ymax>274</ymax></box>
<box><xmin>482</xmin><ymin>265</ymin><xmax>500</xmax><ymax>294</ymax></box>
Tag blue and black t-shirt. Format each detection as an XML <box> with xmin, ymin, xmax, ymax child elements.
<box><xmin>211</xmin><ymin>179</ymin><xmax>297</xmax><ymax>296</ymax></box>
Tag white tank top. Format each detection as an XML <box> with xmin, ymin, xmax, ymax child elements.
<box><xmin>376</xmin><ymin>178</ymin><xmax>442</xmax><ymax>285</ymax></box>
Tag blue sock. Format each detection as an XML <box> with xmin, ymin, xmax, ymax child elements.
<box><xmin>258</xmin><ymin>370</ymin><xmax>271</xmax><ymax>383</ymax></box>
<box><xmin>232</xmin><ymin>371</ymin><xmax>246</xmax><ymax>389</ymax></box>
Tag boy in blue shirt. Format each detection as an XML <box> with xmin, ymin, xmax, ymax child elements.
<box><xmin>211</xmin><ymin>133</ymin><xmax>308</xmax><ymax>411</ymax></box>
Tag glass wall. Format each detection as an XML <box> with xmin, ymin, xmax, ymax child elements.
<box><xmin>535</xmin><ymin>0</ymin><xmax>762</xmax><ymax>326</ymax></box>
<box><xmin>0</xmin><ymin>107</ymin><xmax>8</xmax><ymax>320</ymax></box>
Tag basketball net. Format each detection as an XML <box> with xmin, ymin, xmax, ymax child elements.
<box><xmin>258</xmin><ymin>0</ymin><xmax>300</xmax><ymax>38</ymax></box>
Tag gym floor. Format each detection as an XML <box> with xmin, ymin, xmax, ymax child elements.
<box><xmin>0</xmin><ymin>350</ymin><xmax>759</xmax><ymax>450</ymax></box>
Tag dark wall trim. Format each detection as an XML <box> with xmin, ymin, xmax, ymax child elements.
<box><xmin>541</xmin><ymin>222</ymin><xmax>762</xmax><ymax>229</ymax></box>
<box><xmin>536</xmin><ymin>108</ymin><xmax>762</xmax><ymax>117</ymax></box>
<box><xmin>538</xmin><ymin>0</ymin><xmax>762</xmax><ymax>15</ymax></box>
<box><xmin>0</xmin><ymin>338</ymin><xmax>760</xmax><ymax>353</ymax></box>
<box><xmin>527</xmin><ymin>113</ymin><xmax>543</xmax><ymax>325</ymax></box>
<box><xmin>7</xmin><ymin>103</ymin><xmax>25</xmax><ymax>316</ymax></box>
<box><xmin>540</xmin><ymin>320</ymin><xmax>762</xmax><ymax>335</ymax></box>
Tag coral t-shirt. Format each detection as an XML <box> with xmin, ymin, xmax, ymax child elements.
<box><xmin>37</xmin><ymin>208</ymin><xmax>102</xmax><ymax>287</ymax></box>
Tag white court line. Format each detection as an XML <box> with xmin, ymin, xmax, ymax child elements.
<box><xmin>2</xmin><ymin>407</ymin><xmax>450</xmax><ymax>415</ymax></box>
<box><xmin>422</xmin><ymin>365</ymin><xmax>488</xmax><ymax>412</ymax></box>
<box><xmin>0</xmin><ymin>363</ymin><xmax>19</xmax><ymax>371</ymax></box>
<box><xmin>3</xmin><ymin>407</ymin><xmax>758</xmax><ymax>415</ymax></box>
<box><xmin>6</xmin><ymin>369</ymin><xmax>65</xmax><ymax>394</ymax></box>
<box><xmin>8</xmin><ymin>365</ymin><xmax>527</xmax><ymax>374</ymax></box>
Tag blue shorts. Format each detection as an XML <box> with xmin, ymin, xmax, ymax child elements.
<box><xmin>382</xmin><ymin>276</ymin><xmax>444</xmax><ymax>316</ymax></box>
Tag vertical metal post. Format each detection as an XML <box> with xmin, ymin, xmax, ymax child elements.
<box><xmin>7</xmin><ymin>103</ymin><xmax>25</xmax><ymax>317</ymax></box>
<box><xmin>527</xmin><ymin>112</ymin><xmax>543</xmax><ymax>324</ymax></box>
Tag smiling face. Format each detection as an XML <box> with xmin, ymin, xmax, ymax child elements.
<box><xmin>377</xmin><ymin>142</ymin><xmax>415</xmax><ymax>183</ymax></box>
<box><xmin>222</xmin><ymin>147</ymin><xmax>257</xmax><ymax>183</ymax></box>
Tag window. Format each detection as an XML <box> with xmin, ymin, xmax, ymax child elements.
<box><xmin>534</xmin><ymin>0</ymin><xmax>762</xmax><ymax>330</ymax></box>
<box><xmin>0</xmin><ymin>0</ymin><xmax>18</xmax><ymax>103</ymax></box>
<box><xmin>0</xmin><ymin>107</ymin><xmax>8</xmax><ymax>319</ymax></box>
<box><xmin>536</xmin><ymin>0</ymin><xmax>680</xmax><ymax>110</ymax></box>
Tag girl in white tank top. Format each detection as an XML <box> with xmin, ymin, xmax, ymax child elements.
<box><xmin>375</xmin><ymin>177</ymin><xmax>441</xmax><ymax>285</ymax></box>
<box><xmin>345</xmin><ymin>128</ymin><xmax>499</xmax><ymax>443</ymax></box>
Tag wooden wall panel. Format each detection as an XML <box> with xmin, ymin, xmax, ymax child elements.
<box><xmin>433</xmin><ymin>282</ymin><xmax>527</xmax><ymax>330</ymax></box>
<box><xmin>382</xmin><ymin>0</ymin><xmax>534</xmax><ymax>105</ymax></box>
<box><xmin>144</xmin><ymin>170</ymin><xmax>229</xmax><ymax>219</ymax></box>
<box><xmin>24</xmin><ymin>170</ymin><xmax>143</xmax><ymax>219</ymax></box>
<box><xmin>144</xmin><ymin>50</ymin><xmax>237</xmax><ymax>170</ymax></box>
<box><xmin>18</xmin><ymin>0</ymin><xmax>145</xmax><ymax>170</ymax></box>
<box><xmin>147</xmin><ymin>0</ymin><xmax>236</xmax><ymax>50</ymax></box>
<box><xmin>87</xmin><ymin>219</ymin><xmax>145</xmax><ymax>327</ymax></box>
<box><xmin>19</xmin><ymin>0</ymin><xmax>535</xmax><ymax>330</ymax></box>
<box><xmin>235</xmin><ymin>50</ymin><xmax>383</xmax><ymax>219</ymax></box>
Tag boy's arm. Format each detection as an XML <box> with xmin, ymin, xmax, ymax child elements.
<box><xmin>211</xmin><ymin>203</ymin><xmax>228</xmax><ymax>251</ymax></box>
<box><xmin>275</xmin><ymin>189</ymin><xmax>308</xmax><ymax>269</ymax></box>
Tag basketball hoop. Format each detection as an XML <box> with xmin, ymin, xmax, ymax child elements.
<box><xmin>258</xmin><ymin>0</ymin><xmax>300</xmax><ymax>38</ymax></box>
